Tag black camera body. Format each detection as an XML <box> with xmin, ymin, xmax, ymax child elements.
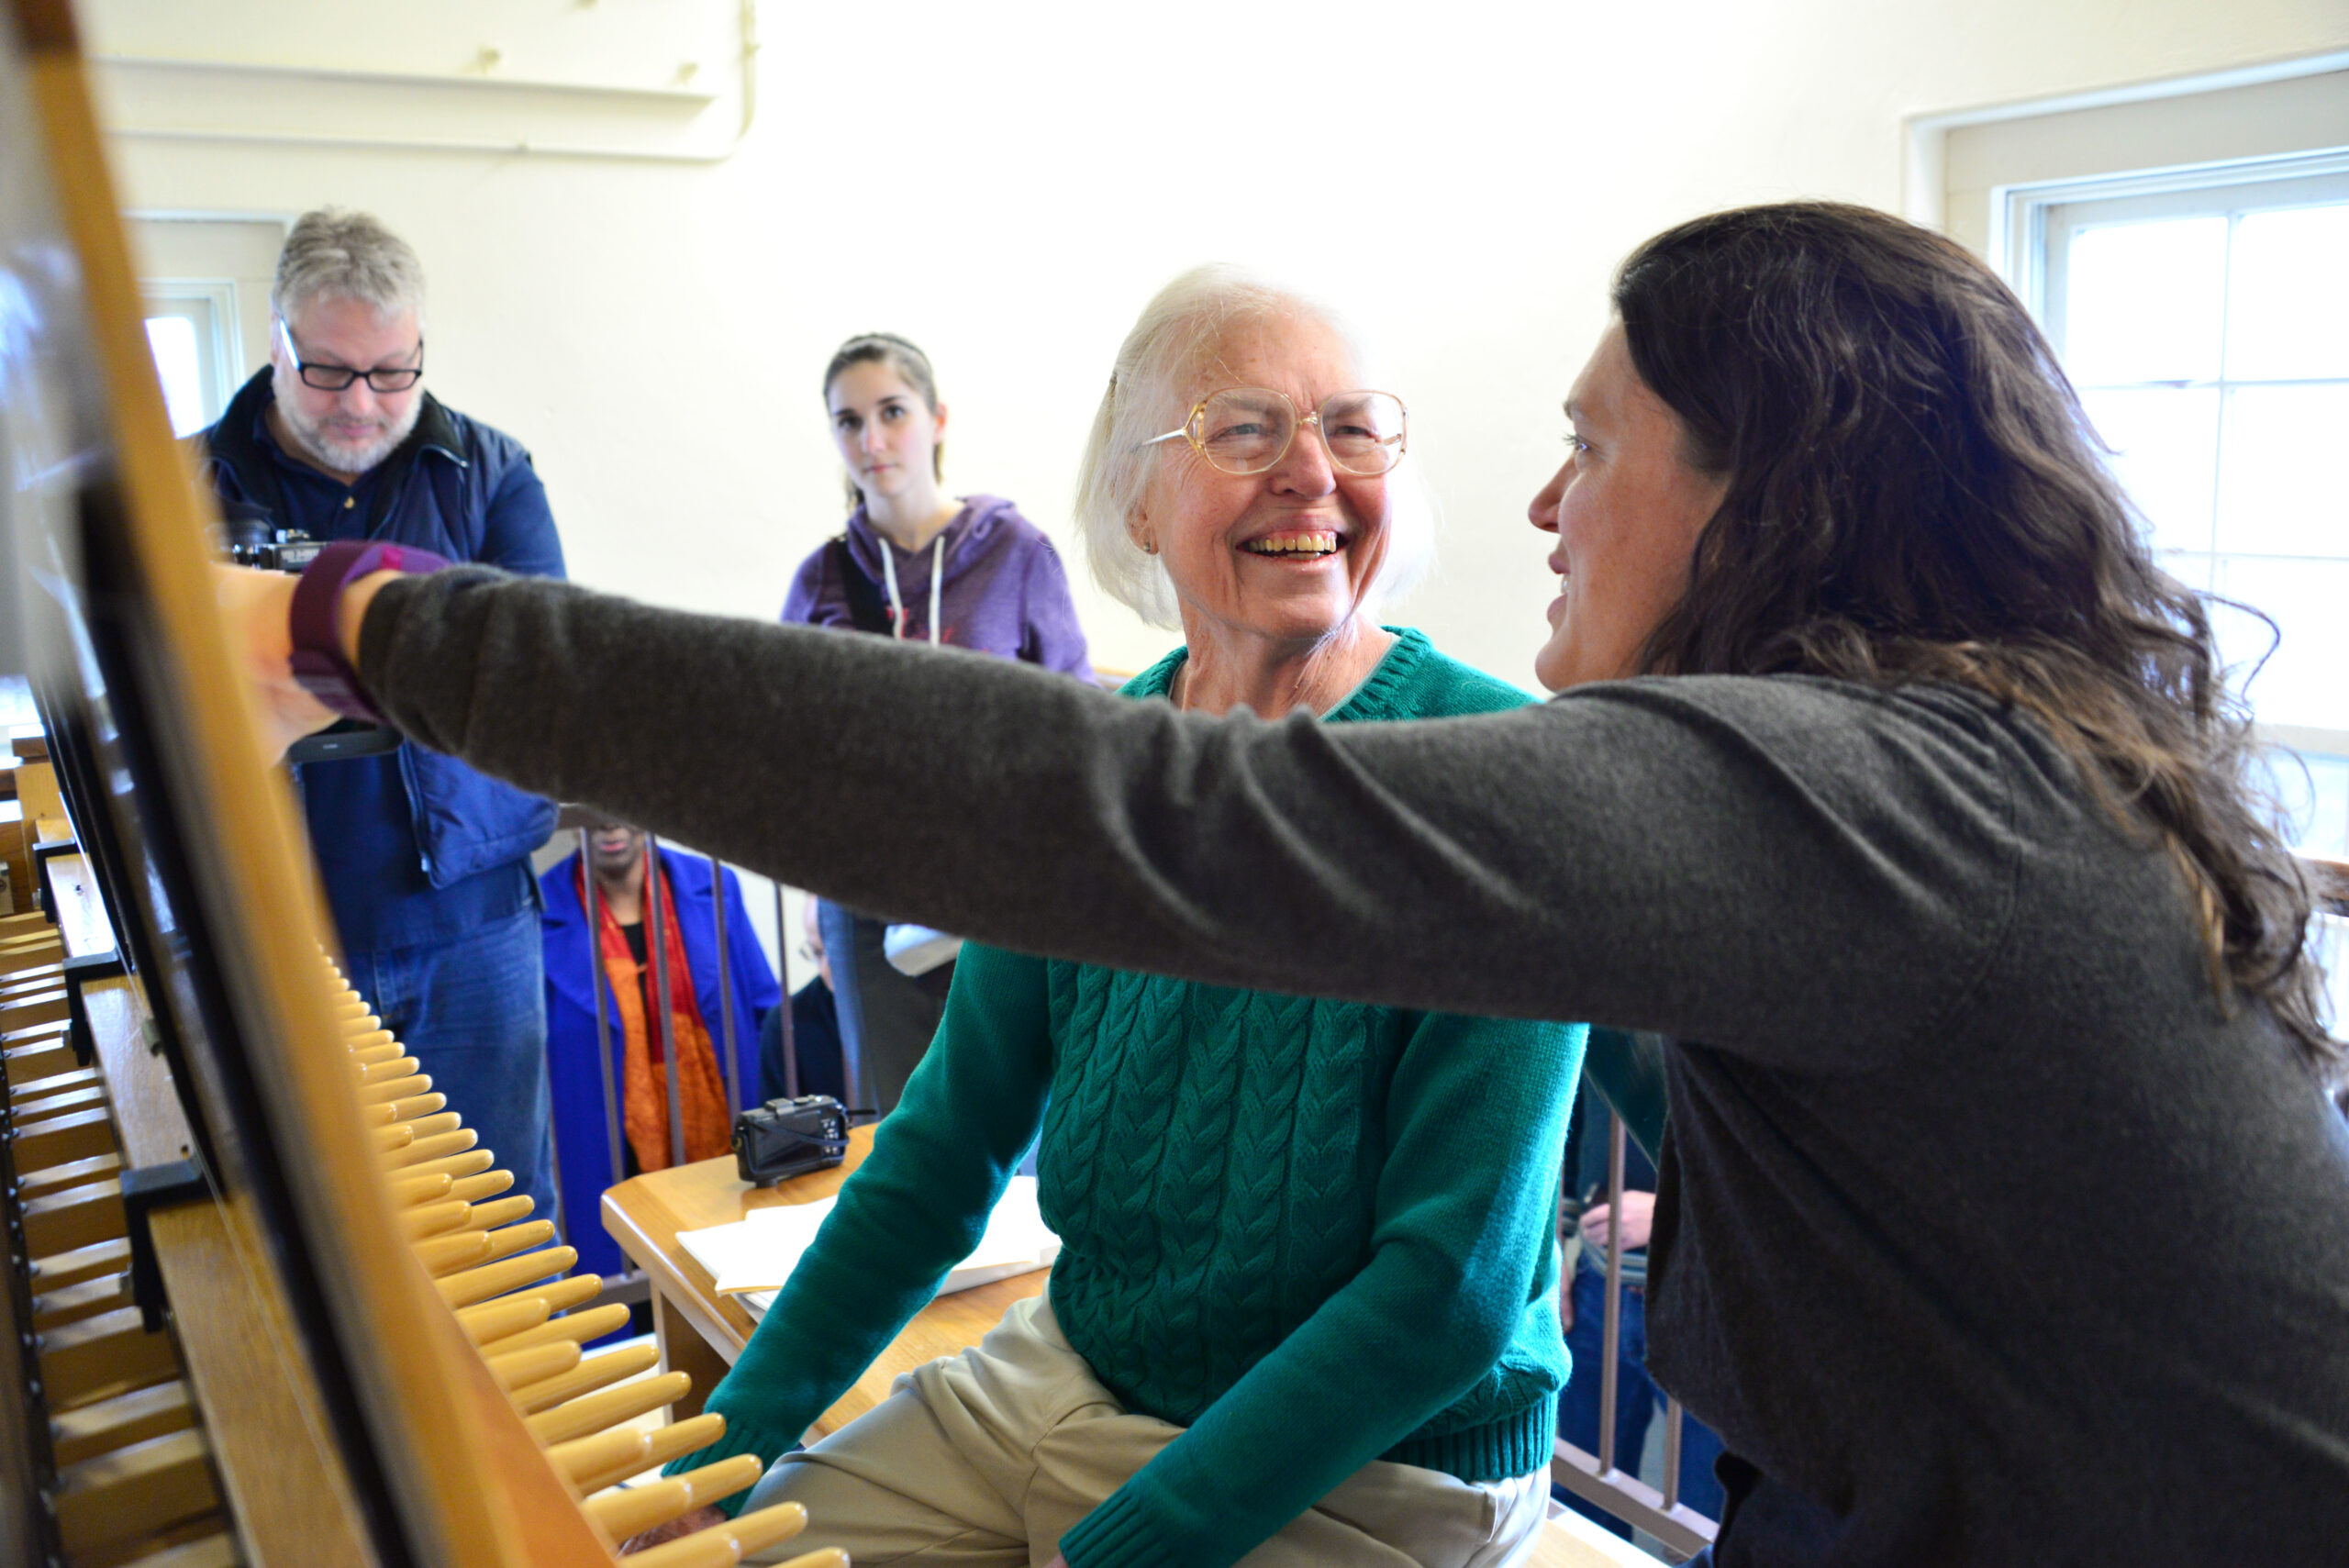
<box><xmin>221</xmin><ymin>502</ymin><xmax>327</xmax><ymax>574</ymax></box>
<box><xmin>229</xmin><ymin>527</ymin><xmax>327</xmax><ymax>573</ymax></box>
<box><xmin>733</xmin><ymin>1095</ymin><xmax>850</xmax><ymax>1187</ymax></box>
<box><xmin>217</xmin><ymin>502</ymin><xmax>405</xmax><ymax>762</ymax></box>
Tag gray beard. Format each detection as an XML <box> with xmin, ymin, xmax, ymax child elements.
<box><xmin>276</xmin><ymin>392</ymin><xmax>422</xmax><ymax>479</ymax></box>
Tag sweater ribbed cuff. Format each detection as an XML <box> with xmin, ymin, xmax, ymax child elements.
<box><xmin>1385</xmin><ymin>1396</ymin><xmax>1559</xmax><ymax>1485</ymax></box>
<box><xmin>656</xmin><ymin>1409</ymin><xmax>786</xmax><ymax>1519</ymax></box>
<box><xmin>1056</xmin><ymin>1485</ymin><xmax>1188</xmax><ymax>1568</ymax></box>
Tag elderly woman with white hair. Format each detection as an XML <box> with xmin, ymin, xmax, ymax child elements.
<box><xmin>640</xmin><ymin>269</ymin><xmax>1597</xmax><ymax>1568</ymax></box>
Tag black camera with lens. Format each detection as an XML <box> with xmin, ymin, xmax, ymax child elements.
<box><xmin>733</xmin><ymin>1095</ymin><xmax>850</xmax><ymax>1186</ymax></box>
<box><xmin>217</xmin><ymin>501</ymin><xmax>404</xmax><ymax>762</ymax></box>
<box><xmin>221</xmin><ymin>501</ymin><xmax>327</xmax><ymax>573</ymax></box>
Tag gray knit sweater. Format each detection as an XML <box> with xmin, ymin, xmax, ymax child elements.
<box><xmin>361</xmin><ymin>569</ymin><xmax>2349</xmax><ymax>1568</ymax></box>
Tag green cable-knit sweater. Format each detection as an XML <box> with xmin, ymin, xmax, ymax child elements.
<box><xmin>670</xmin><ymin>628</ymin><xmax>1587</xmax><ymax>1568</ymax></box>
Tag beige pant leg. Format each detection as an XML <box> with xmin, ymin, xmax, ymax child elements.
<box><xmin>1032</xmin><ymin>1428</ymin><xmax>1548</xmax><ymax>1568</ymax></box>
<box><xmin>747</xmin><ymin>1292</ymin><xmax>1549</xmax><ymax>1568</ymax></box>
<box><xmin>1294</xmin><ymin>1461</ymin><xmax>1551</xmax><ymax>1568</ymax></box>
<box><xmin>1008</xmin><ymin>1300</ymin><xmax>1551</xmax><ymax>1568</ymax></box>
<box><xmin>737</xmin><ymin>1379</ymin><xmax>1028</xmax><ymax>1567</ymax></box>
<box><xmin>740</xmin><ymin>1295</ymin><xmax>1119</xmax><ymax>1567</ymax></box>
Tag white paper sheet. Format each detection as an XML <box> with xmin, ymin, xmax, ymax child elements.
<box><xmin>676</xmin><ymin>1174</ymin><xmax>1060</xmax><ymax>1321</ymax></box>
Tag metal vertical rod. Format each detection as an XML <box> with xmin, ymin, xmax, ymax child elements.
<box><xmin>580</xmin><ymin>828</ymin><xmax>624</xmax><ymax>1193</ymax></box>
<box><xmin>1663</xmin><ymin>1396</ymin><xmax>1685</xmax><ymax>1512</ymax></box>
<box><xmin>820</xmin><ymin>901</ymin><xmax>864</xmax><ymax>1113</ymax></box>
<box><xmin>645</xmin><ymin>834</ymin><xmax>685</xmax><ymax>1168</ymax></box>
<box><xmin>1598</xmin><ymin>1109</ymin><xmax>1627</xmax><ymax>1477</ymax></box>
<box><xmin>774</xmin><ymin>883</ymin><xmax>799</xmax><ymax>1100</ymax></box>
<box><xmin>710</xmin><ymin>851</ymin><xmax>738</xmax><ymax>1118</ymax></box>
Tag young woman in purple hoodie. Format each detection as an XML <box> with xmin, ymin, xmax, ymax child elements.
<box><xmin>784</xmin><ymin>332</ymin><xmax>1093</xmax><ymax>675</ymax></box>
<box><xmin>784</xmin><ymin>333</ymin><xmax>1095</xmax><ymax>1113</ymax></box>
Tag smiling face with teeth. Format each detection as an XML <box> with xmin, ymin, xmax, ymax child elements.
<box><xmin>1135</xmin><ymin>313</ymin><xmax>1394</xmax><ymax>701</ymax></box>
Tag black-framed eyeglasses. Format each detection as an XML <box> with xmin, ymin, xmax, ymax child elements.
<box><xmin>276</xmin><ymin>316</ymin><xmax>425</xmax><ymax>394</ymax></box>
<box><xmin>1146</xmin><ymin>387</ymin><xmax>1408</xmax><ymax>477</ymax></box>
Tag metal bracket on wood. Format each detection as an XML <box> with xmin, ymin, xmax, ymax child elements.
<box><xmin>60</xmin><ymin>950</ymin><xmax>124</xmax><ymax>1067</ymax></box>
<box><xmin>28</xmin><ymin>839</ymin><xmax>74</xmax><ymax>921</ymax></box>
<box><xmin>119</xmin><ymin>1157</ymin><xmax>206</xmax><ymax>1333</ymax></box>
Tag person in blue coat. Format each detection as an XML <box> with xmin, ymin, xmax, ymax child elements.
<box><xmin>198</xmin><ymin>207</ymin><xmax>567</xmax><ymax>1234</ymax></box>
<box><xmin>540</xmin><ymin>820</ymin><xmax>780</xmax><ymax>1280</ymax></box>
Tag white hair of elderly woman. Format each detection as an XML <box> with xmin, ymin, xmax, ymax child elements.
<box><xmin>271</xmin><ymin>207</ymin><xmax>429</xmax><ymax>328</ymax></box>
<box><xmin>1073</xmin><ymin>264</ymin><xmax>1437</xmax><ymax>631</ymax></box>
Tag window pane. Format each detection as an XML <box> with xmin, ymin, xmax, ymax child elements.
<box><xmin>2266</xmin><ymin>751</ymin><xmax>2348</xmax><ymax>859</ymax></box>
<box><xmin>2315</xmin><ymin>914</ymin><xmax>2347</xmax><ymax>1038</ymax></box>
<box><xmin>2213</xmin><ymin>383</ymin><xmax>2349</xmax><ymax>558</ymax></box>
<box><xmin>2226</xmin><ymin>204</ymin><xmax>2349</xmax><ymax>383</ymax></box>
<box><xmin>143</xmin><ymin>315</ymin><xmax>206</xmax><ymax>437</ymax></box>
<box><xmin>2063</xmin><ymin>216</ymin><xmax>2227</xmax><ymax>386</ymax></box>
<box><xmin>2078</xmin><ymin>385</ymin><xmax>2219</xmax><ymax>553</ymax></box>
<box><xmin>2212</xmin><ymin>556</ymin><xmax>2349</xmax><ymax>730</ymax></box>
<box><xmin>0</xmin><ymin>674</ymin><xmax>34</xmax><ymax>729</ymax></box>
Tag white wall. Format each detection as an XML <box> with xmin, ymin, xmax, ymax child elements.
<box><xmin>100</xmin><ymin>0</ymin><xmax>2349</xmax><ymax>682</ymax></box>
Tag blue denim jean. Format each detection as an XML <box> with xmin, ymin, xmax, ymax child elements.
<box><xmin>1558</xmin><ymin>1260</ymin><xmax>1726</xmax><ymax>1537</ymax></box>
<box><xmin>342</xmin><ymin>907</ymin><xmax>561</xmax><ymax>1239</ymax></box>
<box><xmin>818</xmin><ymin>900</ymin><xmax>951</xmax><ymax>1118</ymax></box>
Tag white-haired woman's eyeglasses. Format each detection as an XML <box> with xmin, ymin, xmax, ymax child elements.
<box><xmin>1146</xmin><ymin>387</ymin><xmax>1407</xmax><ymax>477</ymax></box>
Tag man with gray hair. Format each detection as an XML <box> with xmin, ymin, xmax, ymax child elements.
<box><xmin>196</xmin><ymin>208</ymin><xmax>565</xmax><ymax>1234</ymax></box>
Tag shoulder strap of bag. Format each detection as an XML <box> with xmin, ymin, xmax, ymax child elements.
<box><xmin>829</xmin><ymin>536</ymin><xmax>895</xmax><ymax>636</ymax></box>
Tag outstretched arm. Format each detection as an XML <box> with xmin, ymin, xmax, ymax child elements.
<box><xmin>241</xmin><ymin>563</ymin><xmax>2020</xmax><ymax>1067</ymax></box>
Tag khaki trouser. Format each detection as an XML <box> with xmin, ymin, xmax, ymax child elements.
<box><xmin>742</xmin><ymin>1295</ymin><xmax>1549</xmax><ymax>1567</ymax></box>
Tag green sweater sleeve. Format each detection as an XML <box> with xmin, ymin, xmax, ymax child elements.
<box><xmin>662</xmin><ymin>942</ymin><xmax>1055</xmax><ymax>1507</ymax></box>
<box><xmin>1056</xmin><ymin>1013</ymin><xmax>1586</xmax><ymax>1568</ymax></box>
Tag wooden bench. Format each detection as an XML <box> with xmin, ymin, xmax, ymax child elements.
<box><xmin>1528</xmin><ymin>1504</ymin><xmax>1677</xmax><ymax>1566</ymax></box>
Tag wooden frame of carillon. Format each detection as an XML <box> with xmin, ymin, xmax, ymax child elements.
<box><xmin>0</xmin><ymin>4</ymin><xmax>828</xmax><ymax>1564</ymax></box>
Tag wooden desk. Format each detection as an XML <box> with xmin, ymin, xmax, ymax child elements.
<box><xmin>601</xmin><ymin>1126</ymin><xmax>1046</xmax><ymax>1437</ymax></box>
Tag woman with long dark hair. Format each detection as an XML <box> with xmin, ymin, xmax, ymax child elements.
<box><xmin>247</xmin><ymin>201</ymin><xmax>2349</xmax><ymax>1567</ymax></box>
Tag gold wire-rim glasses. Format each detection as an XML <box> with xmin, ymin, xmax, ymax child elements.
<box><xmin>1146</xmin><ymin>387</ymin><xmax>1409</xmax><ymax>477</ymax></box>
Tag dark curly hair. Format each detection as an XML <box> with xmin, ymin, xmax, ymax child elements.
<box><xmin>1613</xmin><ymin>200</ymin><xmax>2339</xmax><ymax>1089</ymax></box>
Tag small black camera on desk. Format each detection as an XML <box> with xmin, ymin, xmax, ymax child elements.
<box><xmin>733</xmin><ymin>1095</ymin><xmax>851</xmax><ymax>1186</ymax></box>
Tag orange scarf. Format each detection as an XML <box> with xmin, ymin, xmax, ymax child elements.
<box><xmin>584</xmin><ymin>856</ymin><xmax>732</xmax><ymax>1172</ymax></box>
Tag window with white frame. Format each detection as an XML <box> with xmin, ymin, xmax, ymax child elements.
<box><xmin>2010</xmin><ymin>153</ymin><xmax>2349</xmax><ymax>865</ymax></box>
<box><xmin>127</xmin><ymin>216</ymin><xmax>287</xmax><ymax>439</ymax></box>
<box><xmin>140</xmin><ymin>284</ymin><xmax>240</xmax><ymax>437</ymax></box>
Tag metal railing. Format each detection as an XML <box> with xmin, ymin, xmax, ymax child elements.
<box><xmin>1549</xmin><ymin>1107</ymin><xmax>1720</xmax><ymax>1563</ymax></box>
